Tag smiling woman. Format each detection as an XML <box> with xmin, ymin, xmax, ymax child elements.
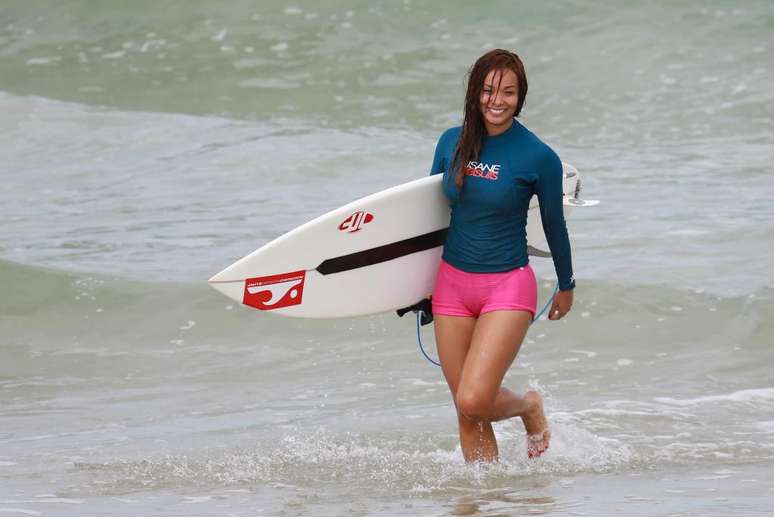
<box><xmin>480</xmin><ymin>68</ymin><xmax>520</xmax><ymax>135</ymax></box>
<box><xmin>450</xmin><ymin>49</ymin><xmax>528</xmax><ymax>191</ymax></box>
<box><xmin>429</xmin><ymin>49</ymin><xmax>574</xmax><ymax>463</ymax></box>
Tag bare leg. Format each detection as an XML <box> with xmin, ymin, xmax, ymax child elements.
<box><xmin>433</xmin><ymin>314</ymin><xmax>476</xmax><ymax>397</ymax></box>
<box><xmin>433</xmin><ymin>314</ymin><xmax>486</xmax><ymax>461</ymax></box>
<box><xmin>522</xmin><ymin>391</ymin><xmax>550</xmax><ymax>458</ymax></box>
<box><xmin>456</xmin><ymin>388</ymin><xmax>550</xmax><ymax>461</ymax></box>
<box><xmin>435</xmin><ymin>311</ymin><xmax>550</xmax><ymax>462</ymax></box>
<box><xmin>453</xmin><ymin>310</ymin><xmax>531</xmax><ymax>461</ymax></box>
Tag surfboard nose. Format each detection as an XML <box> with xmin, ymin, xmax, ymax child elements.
<box><xmin>207</xmin><ymin>278</ymin><xmax>244</xmax><ymax>304</ymax></box>
<box><xmin>208</xmin><ymin>262</ymin><xmax>244</xmax><ymax>303</ymax></box>
<box><xmin>208</xmin><ymin>261</ymin><xmax>240</xmax><ymax>283</ymax></box>
<box><xmin>208</xmin><ymin>270</ymin><xmax>226</xmax><ymax>283</ymax></box>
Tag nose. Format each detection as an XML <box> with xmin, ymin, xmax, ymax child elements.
<box><xmin>488</xmin><ymin>90</ymin><xmax>504</xmax><ymax>107</ymax></box>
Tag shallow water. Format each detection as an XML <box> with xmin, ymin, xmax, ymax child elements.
<box><xmin>2</xmin><ymin>1</ymin><xmax>774</xmax><ymax>515</ymax></box>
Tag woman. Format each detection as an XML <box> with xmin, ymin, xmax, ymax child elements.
<box><xmin>430</xmin><ymin>49</ymin><xmax>574</xmax><ymax>463</ymax></box>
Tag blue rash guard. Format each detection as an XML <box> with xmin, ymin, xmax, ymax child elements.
<box><xmin>430</xmin><ymin>120</ymin><xmax>575</xmax><ymax>291</ymax></box>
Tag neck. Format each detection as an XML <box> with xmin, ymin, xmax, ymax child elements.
<box><xmin>485</xmin><ymin>118</ymin><xmax>513</xmax><ymax>137</ymax></box>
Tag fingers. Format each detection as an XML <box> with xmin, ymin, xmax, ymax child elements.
<box><xmin>548</xmin><ymin>301</ymin><xmax>562</xmax><ymax>320</ymax></box>
<box><xmin>548</xmin><ymin>300</ymin><xmax>569</xmax><ymax>320</ymax></box>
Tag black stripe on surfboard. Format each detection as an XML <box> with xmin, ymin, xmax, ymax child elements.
<box><xmin>315</xmin><ymin>228</ymin><xmax>448</xmax><ymax>275</ymax></box>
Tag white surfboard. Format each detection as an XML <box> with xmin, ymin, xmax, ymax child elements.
<box><xmin>209</xmin><ymin>163</ymin><xmax>598</xmax><ymax>318</ymax></box>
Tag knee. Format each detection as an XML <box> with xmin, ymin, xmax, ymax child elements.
<box><xmin>455</xmin><ymin>389</ymin><xmax>493</xmax><ymax>422</ymax></box>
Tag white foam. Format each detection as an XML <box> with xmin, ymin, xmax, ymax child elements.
<box><xmin>407</xmin><ymin>379</ymin><xmax>444</xmax><ymax>386</ymax></box>
<box><xmin>26</xmin><ymin>57</ymin><xmax>58</xmax><ymax>65</ymax></box>
<box><xmin>655</xmin><ymin>387</ymin><xmax>774</xmax><ymax>406</ymax></box>
<box><xmin>572</xmin><ymin>408</ymin><xmax>656</xmax><ymax>417</ymax></box>
<box><xmin>753</xmin><ymin>420</ymin><xmax>774</xmax><ymax>433</ymax></box>
<box><xmin>183</xmin><ymin>496</ymin><xmax>213</xmax><ymax>503</ymax></box>
<box><xmin>570</xmin><ymin>349</ymin><xmax>597</xmax><ymax>358</ymax></box>
<box><xmin>212</xmin><ymin>28</ymin><xmax>228</xmax><ymax>42</ymax></box>
<box><xmin>82</xmin><ymin>421</ymin><xmax>633</xmax><ymax>493</ymax></box>
<box><xmin>179</xmin><ymin>320</ymin><xmax>196</xmax><ymax>330</ymax></box>
<box><xmin>0</xmin><ymin>499</ymin><xmax>82</xmax><ymax>504</ymax></box>
<box><xmin>101</xmin><ymin>50</ymin><xmax>126</xmax><ymax>59</ymax></box>
<box><xmin>18</xmin><ymin>434</ymin><xmax>57</xmax><ymax>442</ymax></box>
<box><xmin>663</xmin><ymin>228</ymin><xmax>708</xmax><ymax>237</ymax></box>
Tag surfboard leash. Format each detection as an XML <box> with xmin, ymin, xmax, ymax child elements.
<box><xmin>413</xmin><ymin>282</ymin><xmax>560</xmax><ymax>367</ymax></box>
<box><xmin>415</xmin><ymin>310</ymin><xmax>442</xmax><ymax>367</ymax></box>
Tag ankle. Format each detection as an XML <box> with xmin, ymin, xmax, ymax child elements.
<box><xmin>525</xmin><ymin>398</ymin><xmax>537</xmax><ymax>415</ymax></box>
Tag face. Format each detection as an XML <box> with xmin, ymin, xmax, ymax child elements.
<box><xmin>480</xmin><ymin>68</ymin><xmax>519</xmax><ymax>135</ymax></box>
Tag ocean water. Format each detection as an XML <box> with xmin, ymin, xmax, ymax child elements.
<box><xmin>2</xmin><ymin>1</ymin><xmax>773</xmax><ymax>515</ymax></box>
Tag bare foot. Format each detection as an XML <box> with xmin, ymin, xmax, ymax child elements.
<box><xmin>521</xmin><ymin>390</ymin><xmax>551</xmax><ymax>459</ymax></box>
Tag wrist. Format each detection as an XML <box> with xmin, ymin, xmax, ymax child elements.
<box><xmin>559</xmin><ymin>280</ymin><xmax>575</xmax><ymax>292</ymax></box>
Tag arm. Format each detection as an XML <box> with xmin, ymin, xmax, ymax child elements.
<box><xmin>535</xmin><ymin>150</ymin><xmax>575</xmax><ymax>294</ymax></box>
<box><xmin>430</xmin><ymin>129</ymin><xmax>453</xmax><ymax>176</ymax></box>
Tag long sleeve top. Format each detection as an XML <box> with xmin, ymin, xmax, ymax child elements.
<box><xmin>430</xmin><ymin>120</ymin><xmax>575</xmax><ymax>291</ymax></box>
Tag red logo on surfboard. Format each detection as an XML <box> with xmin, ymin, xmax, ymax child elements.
<box><xmin>243</xmin><ymin>270</ymin><xmax>305</xmax><ymax>310</ymax></box>
<box><xmin>338</xmin><ymin>211</ymin><xmax>373</xmax><ymax>233</ymax></box>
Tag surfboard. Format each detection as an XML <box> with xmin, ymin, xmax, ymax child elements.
<box><xmin>208</xmin><ymin>163</ymin><xmax>598</xmax><ymax>318</ymax></box>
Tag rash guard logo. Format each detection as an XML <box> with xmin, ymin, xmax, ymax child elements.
<box><xmin>465</xmin><ymin>161</ymin><xmax>500</xmax><ymax>180</ymax></box>
<box><xmin>243</xmin><ymin>270</ymin><xmax>305</xmax><ymax>310</ymax></box>
<box><xmin>338</xmin><ymin>211</ymin><xmax>373</xmax><ymax>233</ymax></box>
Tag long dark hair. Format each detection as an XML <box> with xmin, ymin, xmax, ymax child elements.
<box><xmin>450</xmin><ymin>49</ymin><xmax>528</xmax><ymax>189</ymax></box>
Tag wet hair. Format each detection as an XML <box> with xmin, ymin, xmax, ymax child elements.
<box><xmin>450</xmin><ymin>49</ymin><xmax>528</xmax><ymax>190</ymax></box>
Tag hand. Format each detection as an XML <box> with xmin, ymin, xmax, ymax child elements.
<box><xmin>548</xmin><ymin>289</ymin><xmax>573</xmax><ymax>320</ymax></box>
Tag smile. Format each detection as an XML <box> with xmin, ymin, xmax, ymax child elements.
<box><xmin>487</xmin><ymin>107</ymin><xmax>506</xmax><ymax>115</ymax></box>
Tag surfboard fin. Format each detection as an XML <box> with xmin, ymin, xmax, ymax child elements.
<box><xmin>527</xmin><ymin>245</ymin><xmax>552</xmax><ymax>258</ymax></box>
<box><xmin>396</xmin><ymin>297</ymin><xmax>433</xmax><ymax>326</ymax></box>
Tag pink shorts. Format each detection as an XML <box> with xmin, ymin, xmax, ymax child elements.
<box><xmin>431</xmin><ymin>260</ymin><xmax>537</xmax><ymax>319</ymax></box>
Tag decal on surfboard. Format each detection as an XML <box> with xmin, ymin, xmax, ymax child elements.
<box><xmin>243</xmin><ymin>270</ymin><xmax>305</xmax><ymax>310</ymax></box>
<box><xmin>338</xmin><ymin>211</ymin><xmax>373</xmax><ymax>233</ymax></box>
